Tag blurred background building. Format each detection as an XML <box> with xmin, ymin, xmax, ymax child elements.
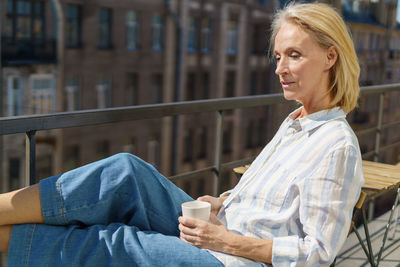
<box><xmin>1</xmin><ymin>0</ymin><xmax>400</xmax><ymax>198</ymax></box>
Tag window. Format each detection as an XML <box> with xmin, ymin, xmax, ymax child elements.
<box><xmin>152</xmin><ymin>14</ymin><xmax>164</xmax><ymax>51</ymax></box>
<box><xmin>249</xmin><ymin>71</ymin><xmax>257</xmax><ymax>95</ymax></box>
<box><xmin>186</xmin><ymin>72</ymin><xmax>196</xmax><ymax>101</ymax></box>
<box><xmin>201</xmin><ymin>18</ymin><xmax>212</xmax><ymax>53</ymax></box>
<box><xmin>258</xmin><ymin>119</ymin><xmax>266</xmax><ymax>146</ymax></box>
<box><xmin>123</xmin><ymin>137</ymin><xmax>136</xmax><ymax>154</ymax></box>
<box><xmin>376</xmin><ymin>35</ymin><xmax>381</xmax><ymax>50</ymax></box>
<box><xmin>98</xmin><ymin>8</ymin><xmax>112</xmax><ymax>49</ymax></box>
<box><xmin>184</xmin><ymin>129</ymin><xmax>194</xmax><ymax>162</ymax></box>
<box><xmin>197</xmin><ymin>178</ymin><xmax>205</xmax><ymax>197</ymax></box>
<box><xmin>65</xmin><ymin>76</ymin><xmax>80</xmax><ymax>111</ymax></box>
<box><xmin>66</xmin><ymin>4</ymin><xmax>82</xmax><ymax>48</ymax></box>
<box><xmin>369</xmin><ymin>33</ymin><xmax>375</xmax><ymax>50</ymax></box>
<box><xmin>225</xmin><ymin>71</ymin><xmax>235</xmax><ymax>97</ymax></box>
<box><xmin>226</xmin><ymin>20</ymin><xmax>238</xmax><ymax>55</ymax></box>
<box><xmin>246</xmin><ymin>120</ymin><xmax>255</xmax><ymax>148</ymax></box>
<box><xmin>97</xmin><ymin>140</ymin><xmax>110</xmax><ymax>159</ymax></box>
<box><xmin>96</xmin><ymin>77</ymin><xmax>112</xmax><ymax>108</ymax></box>
<box><xmin>152</xmin><ymin>73</ymin><xmax>163</xmax><ymax>103</ymax></box>
<box><xmin>7</xmin><ymin>76</ymin><xmax>23</xmax><ymax>116</ymax></box>
<box><xmin>64</xmin><ymin>145</ymin><xmax>80</xmax><ymax>170</ymax></box>
<box><xmin>126</xmin><ymin>11</ymin><xmax>140</xmax><ymax>50</ymax></box>
<box><xmin>223</xmin><ymin>121</ymin><xmax>233</xmax><ymax>154</ymax></box>
<box><xmin>30</xmin><ymin>74</ymin><xmax>56</xmax><ymax>114</ymax></box>
<box><xmin>6</xmin><ymin>0</ymin><xmax>45</xmax><ymax>42</ymax></box>
<box><xmin>202</xmin><ymin>72</ymin><xmax>210</xmax><ymax>99</ymax></box>
<box><xmin>198</xmin><ymin>127</ymin><xmax>207</xmax><ymax>159</ymax></box>
<box><xmin>125</xmin><ymin>73</ymin><xmax>139</xmax><ymax>106</ymax></box>
<box><xmin>147</xmin><ymin>139</ymin><xmax>160</xmax><ymax>169</ymax></box>
<box><xmin>187</xmin><ymin>17</ymin><xmax>197</xmax><ymax>52</ymax></box>
<box><xmin>9</xmin><ymin>158</ymin><xmax>21</xmax><ymax>191</ymax></box>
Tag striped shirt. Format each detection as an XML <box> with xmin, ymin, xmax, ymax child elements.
<box><xmin>209</xmin><ymin>107</ymin><xmax>364</xmax><ymax>266</ymax></box>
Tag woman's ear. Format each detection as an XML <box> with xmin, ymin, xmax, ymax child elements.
<box><xmin>325</xmin><ymin>46</ymin><xmax>338</xmax><ymax>70</ymax></box>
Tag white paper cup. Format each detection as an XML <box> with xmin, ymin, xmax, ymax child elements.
<box><xmin>181</xmin><ymin>201</ymin><xmax>211</xmax><ymax>221</ymax></box>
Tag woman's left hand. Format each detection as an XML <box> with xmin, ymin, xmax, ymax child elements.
<box><xmin>178</xmin><ymin>214</ymin><xmax>231</xmax><ymax>252</ymax></box>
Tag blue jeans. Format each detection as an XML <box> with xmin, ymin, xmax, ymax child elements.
<box><xmin>7</xmin><ymin>153</ymin><xmax>224</xmax><ymax>267</ymax></box>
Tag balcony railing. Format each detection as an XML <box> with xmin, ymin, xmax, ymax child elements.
<box><xmin>1</xmin><ymin>36</ymin><xmax>57</xmax><ymax>65</ymax></box>
<box><xmin>0</xmin><ymin>83</ymin><xmax>400</xmax><ymax>195</ymax></box>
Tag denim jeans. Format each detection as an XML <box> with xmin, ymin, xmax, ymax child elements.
<box><xmin>7</xmin><ymin>153</ymin><xmax>224</xmax><ymax>267</ymax></box>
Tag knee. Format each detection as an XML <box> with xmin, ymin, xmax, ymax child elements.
<box><xmin>111</xmin><ymin>153</ymin><xmax>141</xmax><ymax>166</ymax></box>
<box><xmin>110</xmin><ymin>153</ymin><xmax>152</xmax><ymax>173</ymax></box>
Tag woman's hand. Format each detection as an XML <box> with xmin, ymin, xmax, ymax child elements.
<box><xmin>178</xmin><ymin>214</ymin><xmax>231</xmax><ymax>252</ymax></box>
<box><xmin>178</xmin><ymin>214</ymin><xmax>273</xmax><ymax>264</ymax></box>
<box><xmin>197</xmin><ymin>195</ymin><xmax>228</xmax><ymax>216</ymax></box>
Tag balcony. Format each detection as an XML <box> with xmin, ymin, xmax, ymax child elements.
<box><xmin>0</xmin><ymin>83</ymin><xmax>399</xmax><ymax>265</ymax></box>
<box><xmin>1</xmin><ymin>36</ymin><xmax>57</xmax><ymax>65</ymax></box>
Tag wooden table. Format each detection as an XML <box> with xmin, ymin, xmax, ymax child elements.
<box><xmin>357</xmin><ymin>161</ymin><xmax>400</xmax><ymax>266</ymax></box>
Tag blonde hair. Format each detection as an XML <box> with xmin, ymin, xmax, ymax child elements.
<box><xmin>270</xmin><ymin>2</ymin><xmax>360</xmax><ymax>113</ymax></box>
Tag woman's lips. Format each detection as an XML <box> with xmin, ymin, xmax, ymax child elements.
<box><xmin>281</xmin><ymin>81</ymin><xmax>295</xmax><ymax>89</ymax></box>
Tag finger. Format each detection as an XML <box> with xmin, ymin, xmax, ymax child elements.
<box><xmin>180</xmin><ymin>232</ymin><xmax>201</xmax><ymax>247</ymax></box>
<box><xmin>179</xmin><ymin>223</ymin><xmax>198</xmax><ymax>236</ymax></box>
<box><xmin>197</xmin><ymin>195</ymin><xmax>210</xmax><ymax>202</ymax></box>
<box><xmin>179</xmin><ymin>216</ymin><xmax>203</xmax><ymax>228</ymax></box>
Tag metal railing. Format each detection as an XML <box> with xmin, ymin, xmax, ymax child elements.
<box><xmin>1</xmin><ymin>83</ymin><xmax>400</xmax><ymax>195</ymax></box>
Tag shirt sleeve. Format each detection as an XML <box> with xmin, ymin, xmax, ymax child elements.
<box><xmin>272</xmin><ymin>145</ymin><xmax>364</xmax><ymax>266</ymax></box>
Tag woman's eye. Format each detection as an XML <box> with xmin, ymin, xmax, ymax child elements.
<box><xmin>275</xmin><ymin>56</ymin><xmax>281</xmax><ymax>61</ymax></box>
<box><xmin>290</xmin><ymin>53</ymin><xmax>300</xmax><ymax>59</ymax></box>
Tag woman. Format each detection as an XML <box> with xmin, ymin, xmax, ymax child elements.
<box><xmin>0</xmin><ymin>2</ymin><xmax>363</xmax><ymax>266</ymax></box>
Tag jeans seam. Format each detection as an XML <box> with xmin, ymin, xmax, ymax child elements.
<box><xmin>25</xmin><ymin>224</ymin><xmax>36</xmax><ymax>267</ymax></box>
<box><xmin>56</xmin><ymin>179</ymin><xmax>67</xmax><ymax>224</ymax></box>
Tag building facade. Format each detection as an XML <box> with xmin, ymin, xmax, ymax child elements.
<box><xmin>1</xmin><ymin>0</ymin><xmax>399</xmax><ymax>199</ymax></box>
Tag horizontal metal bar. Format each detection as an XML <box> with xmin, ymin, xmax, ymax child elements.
<box><xmin>362</xmin><ymin>150</ymin><xmax>375</xmax><ymax>159</ymax></box>
<box><xmin>379</xmin><ymin>140</ymin><xmax>400</xmax><ymax>152</ymax></box>
<box><xmin>0</xmin><ymin>94</ymin><xmax>286</xmax><ymax>135</ymax></box>
<box><xmin>168</xmin><ymin>166</ymin><xmax>216</xmax><ymax>182</ymax></box>
<box><xmin>221</xmin><ymin>157</ymin><xmax>256</xmax><ymax>170</ymax></box>
<box><xmin>362</xmin><ymin>140</ymin><xmax>400</xmax><ymax>159</ymax></box>
<box><xmin>356</xmin><ymin>127</ymin><xmax>377</xmax><ymax>136</ymax></box>
<box><xmin>1</xmin><ymin>83</ymin><xmax>399</xmax><ymax>136</ymax></box>
<box><xmin>359</xmin><ymin>83</ymin><xmax>400</xmax><ymax>95</ymax></box>
<box><xmin>168</xmin><ymin>157</ymin><xmax>258</xmax><ymax>183</ymax></box>
<box><xmin>355</xmin><ymin>119</ymin><xmax>400</xmax><ymax>137</ymax></box>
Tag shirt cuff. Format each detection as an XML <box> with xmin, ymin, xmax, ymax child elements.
<box><xmin>272</xmin><ymin>235</ymin><xmax>300</xmax><ymax>265</ymax></box>
<box><xmin>219</xmin><ymin>190</ymin><xmax>232</xmax><ymax>197</ymax></box>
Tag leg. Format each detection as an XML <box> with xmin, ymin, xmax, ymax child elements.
<box><xmin>0</xmin><ymin>225</ymin><xmax>12</xmax><ymax>253</ymax></box>
<box><xmin>7</xmin><ymin>223</ymin><xmax>223</xmax><ymax>267</ymax></box>
<box><xmin>0</xmin><ymin>184</ymin><xmax>43</xmax><ymax>226</ymax></box>
<box><xmin>40</xmin><ymin>153</ymin><xmax>192</xmax><ymax>235</ymax></box>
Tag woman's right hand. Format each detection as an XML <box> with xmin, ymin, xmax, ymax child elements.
<box><xmin>197</xmin><ymin>195</ymin><xmax>227</xmax><ymax>216</ymax></box>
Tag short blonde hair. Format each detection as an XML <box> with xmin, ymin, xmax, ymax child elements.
<box><xmin>270</xmin><ymin>2</ymin><xmax>360</xmax><ymax>113</ymax></box>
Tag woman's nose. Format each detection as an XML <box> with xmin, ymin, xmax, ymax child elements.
<box><xmin>275</xmin><ymin>59</ymin><xmax>288</xmax><ymax>75</ymax></box>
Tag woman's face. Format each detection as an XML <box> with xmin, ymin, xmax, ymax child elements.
<box><xmin>274</xmin><ymin>23</ymin><xmax>334</xmax><ymax>109</ymax></box>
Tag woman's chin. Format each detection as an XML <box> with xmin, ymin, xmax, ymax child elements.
<box><xmin>282</xmin><ymin>91</ymin><xmax>297</xmax><ymax>101</ymax></box>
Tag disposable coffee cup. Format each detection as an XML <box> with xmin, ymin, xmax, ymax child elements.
<box><xmin>181</xmin><ymin>201</ymin><xmax>211</xmax><ymax>221</ymax></box>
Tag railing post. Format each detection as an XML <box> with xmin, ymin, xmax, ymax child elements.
<box><xmin>214</xmin><ymin>110</ymin><xmax>224</xmax><ymax>196</ymax></box>
<box><xmin>369</xmin><ymin>93</ymin><xmax>384</xmax><ymax>222</ymax></box>
<box><xmin>373</xmin><ymin>93</ymin><xmax>384</xmax><ymax>162</ymax></box>
<box><xmin>25</xmin><ymin>131</ymin><xmax>36</xmax><ymax>186</ymax></box>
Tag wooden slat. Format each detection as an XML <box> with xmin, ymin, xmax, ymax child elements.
<box><xmin>362</xmin><ymin>160</ymin><xmax>400</xmax><ymax>192</ymax></box>
<box><xmin>363</xmin><ymin>160</ymin><xmax>399</xmax><ymax>170</ymax></box>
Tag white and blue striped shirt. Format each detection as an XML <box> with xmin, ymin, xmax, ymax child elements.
<box><xmin>210</xmin><ymin>107</ymin><xmax>364</xmax><ymax>266</ymax></box>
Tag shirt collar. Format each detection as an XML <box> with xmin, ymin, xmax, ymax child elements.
<box><xmin>286</xmin><ymin>106</ymin><xmax>346</xmax><ymax>133</ymax></box>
